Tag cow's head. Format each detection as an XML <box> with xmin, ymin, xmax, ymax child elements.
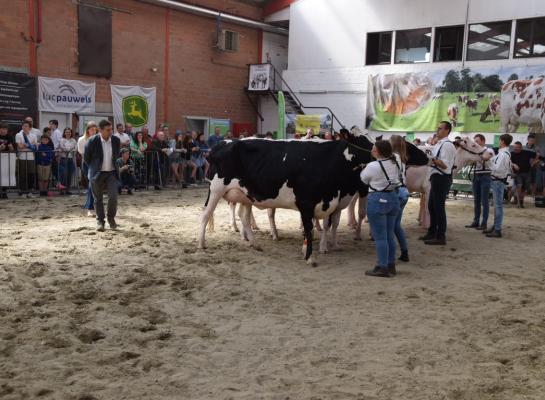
<box><xmin>343</xmin><ymin>127</ymin><xmax>374</xmax><ymax>168</ymax></box>
<box><xmin>453</xmin><ymin>136</ymin><xmax>493</xmax><ymax>171</ymax></box>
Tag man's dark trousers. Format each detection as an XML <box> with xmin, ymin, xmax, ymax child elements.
<box><xmin>91</xmin><ymin>171</ymin><xmax>118</xmax><ymax>223</ymax></box>
<box><xmin>427</xmin><ymin>174</ymin><xmax>452</xmax><ymax>240</ymax></box>
<box><xmin>472</xmin><ymin>174</ymin><xmax>491</xmax><ymax>226</ymax></box>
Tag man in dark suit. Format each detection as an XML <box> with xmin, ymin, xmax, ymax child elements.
<box><xmin>84</xmin><ymin>119</ymin><xmax>121</xmax><ymax>231</ymax></box>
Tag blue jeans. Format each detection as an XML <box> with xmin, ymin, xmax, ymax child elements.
<box><xmin>491</xmin><ymin>180</ymin><xmax>505</xmax><ymax>231</ymax></box>
<box><xmin>472</xmin><ymin>174</ymin><xmax>491</xmax><ymax>226</ymax></box>
<box><xmin>367</xmin><ymin>191</ymin><xmax>400</xmax><ymax>268</ymax></box>
<box><xmin>58</xmin><ymin>157</ymin><xmax>75</xmax><ymax>188</ymax></box>
<box><xmin>82</xmin><ymin>163</ymin><xmax>94</xmax><ymax>210</ymax></box>
<box><xmin>394</xmin><ymin>187</ymin><xmax>409</xmax><ymax>252</ymax></box>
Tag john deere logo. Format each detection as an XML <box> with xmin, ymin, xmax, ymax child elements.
<box><xmin>122</xmin><ymin>95</ymin><xmax>148</xmax><ymax>127</ymax></box>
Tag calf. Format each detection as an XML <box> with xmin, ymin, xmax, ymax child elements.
<box><xmin>198</xmin><ymin>135</ymin><xmax>374</xmax><ymax>265</ymax></box>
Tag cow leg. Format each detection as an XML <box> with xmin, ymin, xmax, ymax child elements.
<box><xmin>198</xmin><ymin>190</ymin><xmax>223</xmax><ymax>249</ymax></box>
<box><xmin>319</xmin><ymin>215</ymin><xmax>331</xmax><ymax>254</ymax></box>
<box><xmin>421</xmin><ymin>189</ymin><xmax>431</xmax><ymax>229</ymax></box>
<box><xmin>240</xmin><ymin>204</ymin><xmax>261</xmax><ymax>250</ymax></box>
<box><xmin>237</xmin><ymin>203</ymin><xmax>248</xmax><ymax>241</ymax></box>
<box><xmin>299</xmin><ymin>206</ymin><xmax>317</xmax><ymax>266</ymax></box>
<box><xmin>250</xmin><ymin>207</ymin><xmax>260</xmax><ymax>231</ymax></box>
<box><xmin>328</xmin><ymin>210</ymin><xmax>343</xmax><ymax>250</ymax></box>
<box><xmin>230</xmin><ymin>202</ymin><xmax>239</xmax><ymax>232</ymax></box>
<box><xmin>354</xmin><ymin>195</ymin><xmax>368</xmax><ymax>240</ymax></box>
<box><xmin>347</xmin><ymin>195</ymin><xmax>358</xmax><ymax>228</ymax></box>
<box><xmin>267</xmin><ymin>208</ymin><xmax>279</xmax><ymax>240</ymax></box>
<box><xmin>314</xmin><ymin>218</ymin><xmax>323</xmax><ymax>232</ymax></box>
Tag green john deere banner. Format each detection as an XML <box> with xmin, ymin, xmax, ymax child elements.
<box><xmin>367</xmin><ymin>65</ymin><xmax>545</xmax><ymax>133</ymax></box>
<box><xmin>278</xmin><ymin>91</ymin><xmax>286</xmax><ymax>139</ymax></box>
<box><xmin>111</xmin><ymin>85</ymin><xmax>156</xmax><ymax>131</ymax></box>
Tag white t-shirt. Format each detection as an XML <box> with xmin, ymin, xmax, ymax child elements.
<box><xmin>360</xmin><ymin>154</ymin><xmax>404</xmax><ymax>192</ymax></box>
<box><xmin>114</xmin><ymin>132</ymin><xmax>131</xmax><ymax>147</ymax></box>
<box><xmin>60</xmin><ymin>138</ymin><xmax>77</xmax><ymax>158</ymax></box>
<box><xmin>15</xmin><ymin>131</ymin><xmax>38</xmax><ymax>160</ymax></box>
<box><xmin>491</xmin><ymin>148</ymin><xmax>512</xmax><ymax>180</ymax></box>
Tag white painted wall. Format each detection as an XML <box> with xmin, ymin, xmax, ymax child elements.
<box><xmin>278</xmin><ymin>0</ymin><xmax>545</xmax><ymax>135</ymax></box>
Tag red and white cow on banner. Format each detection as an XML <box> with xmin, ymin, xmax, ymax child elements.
<box><xmin>500</xmin><ymin>78</ymin><xmax>545</xmax><ymax>133</ymax></box>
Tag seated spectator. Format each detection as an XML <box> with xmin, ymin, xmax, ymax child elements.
<box><xmin>168</xmin><ymin>130</ymin><xmax>181</xmax><ymax>184</ymax></box>
<box><xmin>130</xmin><ymin>131</ymin><xmax>148</xmax><ymax>185</ymax></box>
<box><xmin>35</xmin><ymin>135</ymin><xmax>53</xmax><ymax>196</ymax></box>
<box><xmin>191</xmin><ymin>132</ymin><xmax>210</xmax><ymax>181</ymax></box>
<box><xmin>58</xmin><ymin>128</ymin><xmax>77</xmax><ymax>195</ymax></box>
<box><xmin>116</xmin><ymin>149</ymin><xmax>136</xmax><ymax>194</ymax></box>
<box><xmin>152</xmin><ymin>131</ymin><xmax>170</xmax><ymax>190</ymax></box>
<box><xmin>182</xmin><ymin>133</ymin><xmax>198</xmax><ymax>184</ymax></box>
<box><xmin>265</xmin><ymin>131</ymin><xmax>274</xmax><ymax>139</ymax></box>
<box><xmin>114</xmin><ymin>123</ymin><xmax>131</xmax><ymax>148</ymax></box>
<box><xmin>0</xmin><ymin>122</ymin><xmax>16</xmax><ymax>199</ymax></box>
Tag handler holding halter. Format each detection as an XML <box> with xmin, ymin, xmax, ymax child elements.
<box><xmin>420</xmin><ymin>121</ymin><xmax>456</xmax><ymax>246</ymax></box>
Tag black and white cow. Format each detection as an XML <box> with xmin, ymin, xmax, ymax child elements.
<box><xmin>198</xmin><ymin>133</ymin><xmax>375</xmax><ymax>266</ymax></box>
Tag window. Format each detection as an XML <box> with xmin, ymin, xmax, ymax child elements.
<box><xmin>77</xmin><ymin>5</ymin><xmax>112</xmax><ymax>78</ymax></box>
<box><xmin>394</xmin><ymin>28</ymin><xmax>431</xmax><ymax>63</ymax></box>
<box><xmin>515</xmin><ymin>17</ymin><xmax>545</xmax><ymax>58</ymax></box>
<box><xmin>220</xmin><ymin>30</ymin><xmax>240</xmax><ymax>52</ymax></box>
<box><xmin>434</xmin><ymin>25</ymin><xmax>464</xmax><ymax>62</ymax></box>
<box><xmin>467</xmin><ymin>21</ymin><xmax>511</xmax><ymax>61</ymax></box>
<box><xmin>366</xmin><ymin>31</ymin><xmax>392</xmax><ymax>65</ymax></box>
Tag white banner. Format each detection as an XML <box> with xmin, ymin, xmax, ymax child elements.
<box><xmin>110</xmin><ymin>85</ymin><xmax>156</xmax><ymax>132</ymax></box>
<box><xmin>38</xmin><ymin>76</ymin><xmax>95</xmax><ymax>113</ymax></box>
<box><xmin>0</xmin><ymin>153</ymin><xmax>16</xmax><ymax>187</ymax></box>
<box><xmin>248</xmin><ymin>64</ymin><xmax>271</xmax><ymax>91</ymax></box>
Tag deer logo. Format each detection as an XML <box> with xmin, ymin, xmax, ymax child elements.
<box><xmin>122</xmin><ymin>95</ymin><xmax>149</xmax><ymax>127</ymax></box>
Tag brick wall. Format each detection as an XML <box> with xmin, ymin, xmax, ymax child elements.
<box><xmin>0</xmin><ymin>0</ymin><xmax>262</xmax><ymax>131</ymax></box>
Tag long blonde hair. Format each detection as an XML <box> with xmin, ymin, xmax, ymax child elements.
<box><xmin>84</xmin><ymin>121</ymin><xmax>97</xmax><ymax>139</ymax></box>
<box><xmin>390</xmin><ymin>135</ymin><xmax>408</xmax><ymax>164</ymax></box>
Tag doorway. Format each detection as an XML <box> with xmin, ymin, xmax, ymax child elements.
<box><xmin>185</xmin><ymin>116</ymin><xmax>209</xmax><ymax>138</ymax></box>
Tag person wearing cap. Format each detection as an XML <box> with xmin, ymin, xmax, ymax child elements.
<box><xmin>116</xmin><ymin>148</ymin><xmax>136</xmax><ymax>195</ymax></box>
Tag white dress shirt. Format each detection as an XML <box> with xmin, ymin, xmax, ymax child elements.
<box><xmin>51</xmin><ymin>129</ymin><xmax>63</xmax><ymax>149</ymax></box>
<box><xmin>360</xmin><ymin>154</ymin><xmax>404</xmax><ymax>192</ymax></box>
<box><xmin>430</xmin><ymin>137</ymin><xmax>456</xmax><ymax>176</ymax></box>
<box><xmin>490</xmin><ymin>148</ymin><xmax>512</xmax><ymax>180</ymax></box>
<box><xmin>100</xmin><ymin>135</ymin><xmax>114</xmax><ymax>171</ymax></box>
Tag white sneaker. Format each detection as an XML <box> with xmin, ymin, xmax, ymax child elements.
<box><xmin>87</xmin><ymin>210</ymin><xmax>96</xmax><ymax>217</ymax></box>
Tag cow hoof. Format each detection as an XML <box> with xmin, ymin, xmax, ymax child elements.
<box><xmin>306</xmin><ymin>257</ymin><xmax>318</xmax><ymax>267</ymax></box>
<box><xmin>271</xmin><ymin>235</ymin><xmax>279</xmax><ymax>241</ymax></box>
<box><xmin>319</xmin><ymin>249</ymin><xmax>328</xmax><ymax>254</ymax></box>
<box><xmin>231</xmin><ymin>227</ymin><xmax>239</xmax><ymax>233</ymax></box>
<box><xmin>250</xmin><ymin>243</ymin><xmax>263</xmax><ymax>252</ymax></box>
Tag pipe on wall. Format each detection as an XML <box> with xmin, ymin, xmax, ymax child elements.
<box><xmin>163</xmin><ymin>7</ymin><xmax>170</xmax><ymax>122</ymax></box>
<box><xmin>27</xmin><ymin>0</ymin><xmax>37</xmax><ymax>75</ymax></box>
<box><xmin>136</xmin><ymin>0</ymin><xmax>288</xmax><ymax>36</ymax></box>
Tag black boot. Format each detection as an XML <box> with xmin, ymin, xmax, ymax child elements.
<box><xmin>388</xmin><ymin>263</ymin><xmax>397</xmax><ymax>276</ymax></box>
<box><xmin>399</xmin><ymin>250</ymin><xmax>409</xmax><ymax>262</ymax></box>
<box><xmin>475</xmin><ymin>224</ymin><xmax>487</xmax><ymax>231</ymax></box>
<box><xmin>486</xmin><ymin>230</ymin><xmax>502</xmax><ymax>238</ymax></box>
<box><xmin>465</xmin><ymin>222</ymin><xmax>478</xmax><ymax>228</ymax></box>
<box><xmin>418</xmin><ymin>232</ymin><xmax>435</xmax><ymax>241</ymax></box>
<box><xmin>365</xmin><ymin>266</ymin><xmax>390</xmax><ymax>278</ymax></box>
<box><xmin>482</xmin><ymin>226</ymin><xmax>494</xmax><ymax>234</ymax></box>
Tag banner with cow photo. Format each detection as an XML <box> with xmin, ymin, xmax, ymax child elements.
<box><xmin>111</xmin><ymin>85</ymin><xmax>156</xmax><ymax>132</ymax></box>
<box><xmin>367</xmin><ymin>65</ymin><xmax>545</xmax><ymax>133</ymax></box>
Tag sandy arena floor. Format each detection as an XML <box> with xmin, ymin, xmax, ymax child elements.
<box><xmin>1</xmin><ymin>188</ymin><xmax>545</xmax><ymax>400</ymax></box>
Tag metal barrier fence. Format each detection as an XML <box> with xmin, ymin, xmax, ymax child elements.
<box><xmin>0</xmin><ymin>149</ymin><xmax>208</xmax><ymax>198</ymax></box>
